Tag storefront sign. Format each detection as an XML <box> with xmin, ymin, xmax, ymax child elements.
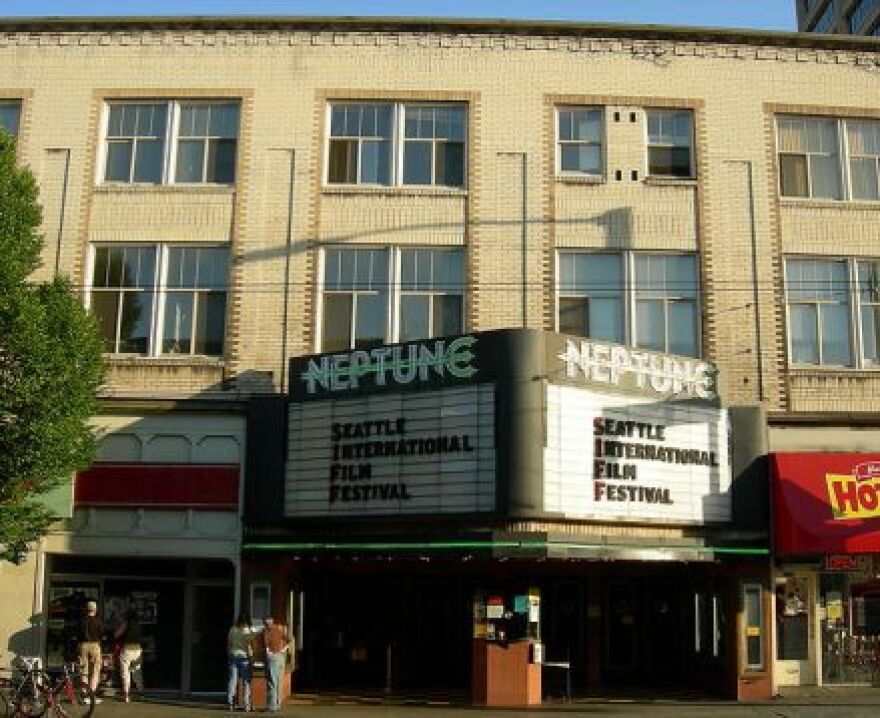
<box><xmin>298</xmin><ymin>336</ymin><xmax>478</xmax><ymax>396</ymax></box>
<box><xmin>773</xmin><ymin>453</ymin><xmax>880</xmax><ymax>556</ymax></box>
<box><xmin>544</xmin><ymin>384</ymin><xmax>731</xmax><ymax>524</ymax></box>
<box><xmin>285</xmin><ymin>384</ymin><xmax>495</xmax><ymax>517</ymax></box>
<box><xmin>556</xmin><ymin>339</ymin><xmax>717</xmax><ymax>400</ymax></box>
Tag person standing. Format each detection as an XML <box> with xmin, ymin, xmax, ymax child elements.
<box><xmin>78</xmin><ymin>600</ymin><xmax>103</xmax><ymax>703</ymax></box>
<box><xmin>114</xmin><ymin>607</ymin><xmax>144</xmax><ymax>702</ymax></box>
<box><xmin>227</xmin><ymin>611</ymin><xmax>253</xmax><ymax>712</ymax></box>
<box><xmin>262</xmin><ymin>616</ymin><xmax>291</xmax><ymax>712</ymax></box>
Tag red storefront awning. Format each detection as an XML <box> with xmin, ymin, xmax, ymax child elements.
<box><xmin>772</xmin><ymin>452</ymin><xmax>880</xmax><ymax>557</ymax></box>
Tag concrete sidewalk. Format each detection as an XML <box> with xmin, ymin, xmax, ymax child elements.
<box><xmin>82</xmin><ymin>688</ymin><xmax>880</xmax><ymax>718</ymax></box>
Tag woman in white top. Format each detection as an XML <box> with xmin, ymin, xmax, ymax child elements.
<box><xmin>227</xmin><ymin>611</ymin><xmax>254</xmax><ymax>711</ymax></box>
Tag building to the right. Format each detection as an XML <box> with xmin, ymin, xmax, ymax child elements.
<box><xmin>797</xmin><ymin>0</ymin><xmax>880</xmax><ymax>35</ymax></box>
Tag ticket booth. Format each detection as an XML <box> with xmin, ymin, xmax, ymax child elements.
<box><xmin>472</xmin><ymin>589</ymin><xmax>542</xmax><ymax>706</ymax></box>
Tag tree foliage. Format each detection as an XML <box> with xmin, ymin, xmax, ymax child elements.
<box><xmin>0</xmin><ymin>130</ymin><xmax>104</xmax><ymax>562</ymax></box>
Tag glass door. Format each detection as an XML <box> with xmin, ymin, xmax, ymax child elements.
<box><xmin>774</xmin><ymin>574</ymin><xmax>815</xmax><ymax>685</ymax></box>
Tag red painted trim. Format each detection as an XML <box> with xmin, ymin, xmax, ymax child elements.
<box><xmin>772</xmin><ymin>452</ymin><xmax>880</xmax><ymax>556</ymax></box>
<box><xmin>75</xmin><ymin>462</ymin><xmax>239</xmax><ymax>509</ymax></box>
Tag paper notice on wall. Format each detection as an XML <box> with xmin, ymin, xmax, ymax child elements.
<box><xmin>827</xmin><ymin>592</ymin><xmax>843</xmax><ymax>621</ymax></box>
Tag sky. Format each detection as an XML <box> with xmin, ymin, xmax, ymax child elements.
<box><xmin>1</xmin><ymin>0</ymin><xmax>797</xmax><ymax>32</ymax></box>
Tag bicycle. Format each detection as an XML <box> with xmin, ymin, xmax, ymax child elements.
<box><xmin>3</xmin><ymin>657</ymin><xmax>48</xmax><ymax>718</ymax></box>
<box><xmin>38</xmin><ymin>664</ymin><xmax>95</xmax><ymax>718</ymax></box>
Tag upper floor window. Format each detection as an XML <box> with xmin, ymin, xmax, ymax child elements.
<box><xmin>0</xmin><ymin>100</ymin><xmax>21</xmax><ymax>138</ymax></box>
<box><xmin>320</xmin><ymin>246</ymin><xmax>464</xmax><ymax>352</ymax></box>
<box><xmin>777</xmin><ymin>116</ymin><xmax>841</xmax><ymax>199</ymax></box>
<box><xmin>89</xmin><ymin>244</ymin><xmax>229</xmax><ymax>357</ymax></box>
<box><xmin>848</xmin><ymin>0</ymin><xmax>876</xmax><ymax>32</ymax></box>
<box><xmin>646</xmin><ymin>109</ymin><xmax>694</xmax><ymax>178</ymax></box>
<box><xmin>777</xmin><ymin>115</ymin><xmax>880</xmax><ymax>202</ymax></box>
<box><xmin>558</xmin><ymin>251</ymin><xmax>700</xmax><ymax>357</ymax></box>
<box><xmin>810</xmin><ymin>1</ymin><xmax>836</xmax><ymax>31</ymax></box>
<box><xmin>101</xmin><ymin>100</ymin><xmax>239</xmax><ymax>185</ymax></box>
<box><xmin>556</xmin><ymin>107</ymin><xmax>604</xmax><ymax>176</ymax></box>
<box><xmin>326</xmin><ymin>102</ymin><xmax>467</xmax><ymax>188</ymax></box>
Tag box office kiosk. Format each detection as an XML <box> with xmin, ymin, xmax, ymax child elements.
<box><xmin>472</xmin><ymin>589</ymin><xmax>542</xmax><ymax>706</ymax></box>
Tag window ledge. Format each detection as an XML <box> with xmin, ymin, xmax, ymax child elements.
<box><xmin>780</xmin><ymin>197</ymin><xmax>880</xmax><ymax>211</ymax></box>
<box><xmin>105</xmin><ymin>355</ymin><xmax>225</xmax><ymax>368</ymax></box>
<box><xmin>556</xmin><ymin>174</ymin><xmax>605</xmax><ymax>186</ymax></box>
<box><xmin>321</xmin><ymin>185</ymin><xmax>467</xmax><ymax>198</ymax></box>
<box><xmin>789</xmin><ymin>367</ymin><xmax>880</xmax><ymax>376</ymax></box>
<box><xmin>643</xmin><ymin>176</ymin><xmax>698</xmax><ymax>187</ymax></box>
<box><xmin>94</xmin><ymin>184</ymin><xmax>236</xmax><ymax>196</ymax></box>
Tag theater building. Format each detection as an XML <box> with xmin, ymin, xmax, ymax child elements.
<box><xmin>2</xmin><ymin>13</ymin><xmax>880</xmax><ymax>701</ymax></box>
<box><xmin>242</xmin><ymin>329</ymin><xmax>771</xmax><ymax>699</ymax></box>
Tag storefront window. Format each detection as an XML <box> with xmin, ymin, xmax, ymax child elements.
<box><xmin>821</xmin><ymin>572</ymin><xmax>880</xmax><ymax>684</ymax></box>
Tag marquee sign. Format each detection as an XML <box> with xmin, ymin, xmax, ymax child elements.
<box><xmin>295</xmin><ymin>336</ymin><xmax>478</xmax><ymax>398</ymax></box>
<box><xmin>544</xmin><ymin>384</ymin><xmax>731</xmax><ymax>524</ymax></box>
<box><xmin>285</xmin><ymin>384</ymin><xmax>496</xmax><ymax>517</ymax></box>
<box><xmin>556</xmin><ymin>339</ymin><xmax>717</xmax><ymax>400</ymax></box>
<box><xmin>773</xmin><ymin>453</ymin><xmax>880</xmax><ymax>556</ymax></box>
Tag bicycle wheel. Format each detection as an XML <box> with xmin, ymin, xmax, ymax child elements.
<box><xmin>51</xmin><ymin>681</ymin><xmax>94</xmax><ymax>718</ymax></box>
<box><xmin>13</xmin><ymin>680</ymin><xmax>48</xmax><ymax>718</ymax></box>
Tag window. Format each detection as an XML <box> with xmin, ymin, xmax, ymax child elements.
<box><xmin>849</xmin><ymin>0</ymin><xmax>876</xmax><ymax>32</ymax></box>
<box><xmin>785</xmin><ymin>258</ymin><xmax>851</xmax><ymax>366</ymax></box>
<box><xmin>558</xmin><ymin>253</ymin><xmax>624</xmax><ymax>344</ymax></box>
<box><xmin>0</xmin><ymin>100</ymin><xmax>21</xmax><ymax>138</ymax></box>
<box><xmin>403</xmin><ymin>105</ymin><xmax>466</xmax><ymax>187</ymax></box>
<box><xmin>847</xmin><ymin>120</ymin><xmax>880</xmax><ymax>201</ymax></box>
<box><xmin>810</xmin><ymin>1</ymin><xmax>836</xmax><ymax>31</ymax></box>
<box><xmin>646</xmin><ymin>109</ymin><xmax>694</xmax><ymax>178</ymax></box>
<box><xmin>89</xmin><ymin>244</ymin><xmax>229</xmax><ymax>357</ymax></box>
<box><xmin>400</xmin><ymin>249</ymin><xmax>464</xmax><ymax>341</ymax></box>
<box><xmin>101</xmin><ymin>100</ymin><xmax>239</xmax><ymax>185</ymax></box>
<box><xmin>326</xmin><ymin>102</ymin><xmax>467</xmax><ymax>188</ymax></box>
<box><xmin>635</xmin><ymin>254</ymin><xmax>699</xmax><ymax>357</ymax></box>
<box><xmin>777</xmin><ymin>117</ymin><xmax>841</xmax><ymax>199</ymax></box>
<box><xmin>557</xmin><ymin>107</ymin><xmax>604</xmax><ymax>176</ymax></box>
<box><xmin>320</xmin><ymin>247</ymin><xmax>464</xmax><ymax>352</ymax></box>
<box><xmin>557</xmin><ymin>251</ymin><xmax>700</xmax><ymax>358</ymax></box>
<box><xmin>250</xmin><ymin>581</ymin><xmax>271</xmax><ymax>624</ymax></box>
<box><xmin>742</xmin><ymin>583</ymin><xmax>765</xmax><ymax>671</ymax></box>
<box><xmin>857</xmin><ymin>261</ymin><xmax>880</xmax><ymax>366</ymax></box>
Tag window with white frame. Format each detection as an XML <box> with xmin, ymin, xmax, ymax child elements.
<box><xmin>557</xmin><ymin>253</ymin><xmax>624</xmax><ymax>343</ymax></box>
<box><xmin>89</xmin><ymin>244</ymin><xmax>229</xmax><ymax>356</ymax></box>
<box><xmin>320</xmin><ymin>247</ymin><xmax>464</xmax><ymax>352</ymax></box>
<box><xmin>0</xmin><ymin>100</ymin><xmax>21</xmax><ymax>138</ymax></box>
<box><xmin>556</xmin><ymin>107</ymin><xmax>604</xmax><ymax>176</ymax></box>
<box><xmin>646</xmin><ymin>109</ymin><xmax>694</xmax><ymax>178</ymax></box>
<box><xmin>777</xmin><ymin>116</ymin><xmax>842</xmax><ymax>199</ymax></box>
<box><xmin>557</xmin><ymin>251</ymin><xmax>700</xmax><ymax>357</ymax></box>
<box><xmin>785</xmin><ymin>257</ymin><xmax>880</xmax><ymax>369</ymax></box>
<box><xmin>101</xmin><ymin>100</ymin><xmax>239</xmax><ymax>185</ymax></box>
<box><xmin>785</xmin><ymin>258</ymin><xmax>851</xmax><ymax>366</ymax></box>
<box><xmin>326</xmin><ymin>101</ymin><xmax>467</xmax><ymax>188</ymax></box>
<box><xmin>847</xmin><ymin>120</ymin><xmax>880</xmax><ymax>201</ymax></box>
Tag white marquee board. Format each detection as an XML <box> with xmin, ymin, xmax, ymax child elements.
<box><xmin>285</xmin><ymin>384</ymin><xmax>495</xmax><ymax>517</ymax></box>
<box><xmin>544</xmin><ymin>384</ymin><xmax>731</xmax><ymax>524</ymax></box>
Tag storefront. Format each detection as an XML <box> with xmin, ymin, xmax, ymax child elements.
<box><xmin>35</xmin><ymin>410</ymin><xmax>244</xmax><ymax>695</ymax></box>
<box><xmin>772</xmin><ymin>451</ymin><xmax>880</xmax><ymax>688</ymax></box>
<box><xmin>244</xmin><ymin>330</ymin><xmax>772</xmax><ymax>701</ymax></box>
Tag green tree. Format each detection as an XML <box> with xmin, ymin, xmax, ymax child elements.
<box><xmin>0</xmin><ymin>130</ymin><xmax>104</xmax><ymax>562</ymax></box>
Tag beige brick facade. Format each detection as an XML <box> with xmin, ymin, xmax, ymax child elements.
<box><xmin>3</xmin><ymin>18</ymin><xmax>880</xmax><ymax>413</ymax></box>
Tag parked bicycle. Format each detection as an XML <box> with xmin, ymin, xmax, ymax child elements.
<box><xmin>39</xmin><ymin>663</ymin><xmax>95</xmax><ymax>718</ymax></box>
<box><xmin>1</xmin><ymin>659</ymin><xmax>95</xmax><ymax>718</ymax></box>
<box><xmin>2</xmin><ymin>657</ymin><xmax>47</xmax><ymax>717</ymax></box>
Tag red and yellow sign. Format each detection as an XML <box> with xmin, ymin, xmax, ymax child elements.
<box><xmin>827</xmin><ymin>462</ymin><xmax>880</xmax><ymax>519</ymax></box>
<box><xmin>773</xmin><ymin>453</ymin><xmax>880</xmax><ymax>557</ymax></box>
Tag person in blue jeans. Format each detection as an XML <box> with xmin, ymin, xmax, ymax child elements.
<box><xmin>262</xmin><ymin>616</ymin><xmax>292</xmax><ymax>712</ymax></box>
<box><xmin>227</xmin><ymin>611</ymin><xmax>254</xmax><ymax>711</ymax></box>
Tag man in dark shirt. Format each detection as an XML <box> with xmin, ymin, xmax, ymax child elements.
<box><xmin>78</xmin><ymin>601</ymin><xmax>103</xmax><ymax>700</ymax></box>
